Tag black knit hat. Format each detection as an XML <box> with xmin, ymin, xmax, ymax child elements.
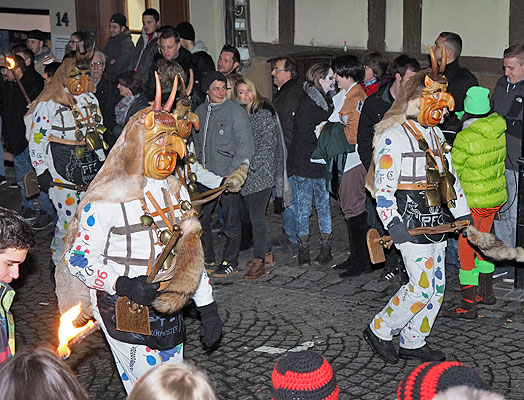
<box><xmin>27</xmin><ymin>29</ymin><xmax>45</xmax><ymax>42</ymax></box>
<box><xmin>272</xmin><ymin>351</ymin><xmax>339</xmax><ymax>400</ymax></box>
<box><xmin>397</xmin><ymin>361</ymin><xmax>491</xmax><ymax>400</ymax></box>
<box><xmin>176</xmin><ymin>22</ymin><xmax>195</xmax><ymax>42</ymax></box>
<box><xmin>110</xmin><ymin>13</ymin><xmax>127</xmax><ymax>28</ymax></box>
<box><xmin>200</xmin><ymin>71</ymin><xmax>226</xmax><ymax>93</ymax></box>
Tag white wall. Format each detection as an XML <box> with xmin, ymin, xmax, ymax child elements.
<box><xmin>421</xmin><ymin>0</ymin><xmax>509</xmax><ymax>58</ymax></box>
<box><xmin>250</xmin><ymin>0</ymin><xmax>278</xmax><ymax>44</ymax></box>
<box><xmin>385</xmin><ymin>0</ymin><xmax>403</xmax><ymax>52</ymax></box>
<box><xmin>0</xmin><ymin>0</ymin><xmax>76</xmax><ymax>36</ymax></box>
<box><xmin>295</xmin><ymin>0</ymin><xmax>368</xmax><ymax>48</ymax></box>
<box><xmin>190</xmin><ymin>0</ymin><xmax>225</xmax><ymax>62</ymax></box>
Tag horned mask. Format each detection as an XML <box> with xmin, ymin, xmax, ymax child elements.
<box><xmin>418</xmin><ymin>45</ymin><xmax>455</xmax><ymax>127</ymax></box>
<box><xmin>144</xmin><ymin>71</ymin><xmax>199</xmax><ymax>180</ymax></box>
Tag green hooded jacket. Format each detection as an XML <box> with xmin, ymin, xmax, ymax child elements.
<box><xmin>451</xmin><ymin>113</ymin><xmax>507</xmax><ymax>208</ymax></box>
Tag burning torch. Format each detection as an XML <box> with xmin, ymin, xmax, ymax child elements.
<box><xmin>57</xmin><ymin>303</ymin><xmax>99</xmax><ymax>359</ymax></box>
<box><xmin>5</xmin><ymin>56</ymin><xmax>32</xmax><ymax>105</ymax></box>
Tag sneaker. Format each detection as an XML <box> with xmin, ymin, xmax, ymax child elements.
<box><xmin>205</xmin><ymin>261</ymin><xmax>216</xmax><ymax>274</ymax></box>
<box><xmin>212</xmin><ymin>261</ymin><xmax>238</xmax><ymax>278</ymax></box>
<box><xmin>0</xmin><ymin>175</ymin><xmax>7</xmax><ymax>185</ymax></box>
<box><xmin>20</xmin><ymin>207</ymin><xmax>37</xmax><ymax>221</ymax></box>
<box><xmin>33</xmin><ymin>213</ymin><xmax>56</xmax><ymax>231</ymax></box>
<box><xmin>9</xmin><ymin>181</ymin><xmax>18</xmax><ymax>189</ymax></box>
<box><xmin>399</xmin><ymin>344</ymin><xmax>445</xmax><ymax>362</ymax></box>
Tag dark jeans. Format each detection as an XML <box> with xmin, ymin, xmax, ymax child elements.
<box><xmin>242</xmin><ymin>187</ymin><xmax>272</xmax><ymax>259</ymax></box>
<box><xmin>198</xmin><ymin>183</ymin><xmax>241</xmax><ymax>267</ymax></box>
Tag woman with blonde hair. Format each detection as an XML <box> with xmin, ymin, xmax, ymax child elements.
<box><xmin>232</xmin><ymin>76</ymin><xmax>286</xmax><ymax>280</ymax></box>
<box><xmin>128</xmin><ymin>363</ymin><xmax>216</xmax><ymax>400</ymax></box>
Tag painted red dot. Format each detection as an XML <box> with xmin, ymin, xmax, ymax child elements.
<box><xmin>145</xmin><ymin>347</ymin><xmax>151</xmax><ymax>352</ymax></box>
<box><xmin>85</xmin><ymin>250</ymin><xmax>90</xmax><ymax>254</ymax></box>
<box><xmin>460</xmin><ymin>194</ymin><xmax>463</xmax><ymax>197</ymax></box>
<box><xmin>381</xmin><ymin>189</ymin><xmax>385</xmax><ymax>192</ymax></box>
<box><xmin>76</xmin><ymin>245</ymin><xmax>81</xmax><ymax>250</ymax></box>
<box><xmin>84</xmin><ymin>235</ymin><xmax>89</xmax><ymax>240</ymax></box>
<box><xmin>77</xmin><ymin>232</ymin><xmax>81</xmax><ymax>237</ymax></box>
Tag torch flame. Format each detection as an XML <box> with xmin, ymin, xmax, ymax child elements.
<box><xmin>6</xmin><ymin>56</ymin><xmax>15</xmax><ymax>70</ymax></box>
<box><xmin>57</xmin><ymin>303</ymin><xmax>95</xmax><ymax>359</ymax></box>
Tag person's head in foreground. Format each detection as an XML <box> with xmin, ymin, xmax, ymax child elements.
<box><xmin>397</xmin><ymin>361</ymin><xmax>505</xmax><ymax>400</ymax></box>
<box><xmin>0</xmin><ymin>207</ymin><xmax>34</xmax><ymax>285</ymax></box>
<box><xmin>127</xmin><ymin>362</ymin><xmax>217</xmax><ymax>400</ymax></box>
<box><xmin>272</xmin><ymin>350</ymin><xmax>339</xmax><ymax>400</ymax></box>
<box><xmin>0</xmin><ymin>347</ymin><xmax>89</xmax><ymax>400</ymax></box>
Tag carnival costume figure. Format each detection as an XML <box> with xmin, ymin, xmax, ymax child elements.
<box><xmin>57</xmin><ymin>74</ymin><xmax>222</xmax><ymax>393</ymax></box>
<box><xmin>28</xmin><ymin>53</ymin><xmax>106</xmax><ymax>265</ymax></box>
<box><xmin>363</xmin><ymin>47</ymin><xmax>472</xmax><ymax>364</ymax></box>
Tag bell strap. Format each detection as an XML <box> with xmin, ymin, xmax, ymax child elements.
<box><xmin>402</xmin><ymin>121</ymin><xmax>443</xmax><ymax>175</ymax></box>
<box><xmin>145</xmin><ymin>191</ymin><xmax>173</xmax><ymax>232</ymax></box>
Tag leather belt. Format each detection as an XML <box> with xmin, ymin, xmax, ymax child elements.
<box><xmin>48</xmin><ymin>135</ymin><xmax>86</xmax><ymax>146</ymax></box>
<box><xmin>397</xmin><ymin>182</ymin><xmax>438</xmax><ymax>191</ymax></box>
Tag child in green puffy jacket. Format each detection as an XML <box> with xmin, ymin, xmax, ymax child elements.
<box><xmin>443</xmin><ymin>86</ymin><xmax>507</xmax><ymax>319</ymax></box>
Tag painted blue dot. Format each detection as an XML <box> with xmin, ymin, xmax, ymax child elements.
<box><xmin>146</xmin><ymin>355</ymin><xmax>157</xmax><ymax>366</ymax></box>
<box><xmin>399</xmin><ymin>336</ymin><xmax>405</xmax><ymax>344</ymax></box>
<box><xmin>37</xmin><ymin>116</ymin><xmax>41</xmax><ymax>122</ymax></box>
<box><xmin>58</xmin><ymin>203</ymin><xmax>63</xmax><ymax>209</ymax></box>
<box><xmin>427</xmin><ymin>303</ymin><xmax>433</xmax><ymax>310</ymax></box>
<box><xmin>385</xmin><ymin>138</ymin><xmax>392</xmax><ymax>145</ymax></box>
<box><xmin>66</xmin><ymin>210</ymin><xmax>71</xmax><ymax>216</ymax></box>
<box><xmin>84</xmin><ymin>203</ymin><xmax>91</xmax><ymax>212</ymax></box>
<box><xmin>121</xmin><ymin>372</ymin><xmax>129</xmax><ymax>381</ymax></box>
<box><xmin>87</xmin><ymin>215</ymin><xmax>95</xmax><ymax>226</ymax></box>
<box><xmin>437</xmin><ymin>255</ymin><xmax>442</xmax><ymax>263</ymax></box>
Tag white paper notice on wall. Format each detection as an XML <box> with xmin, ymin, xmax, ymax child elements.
<box><xmin>51</xmin><ymin>34</ymin><xmax>70</xmax><ymax>61</ymax></box>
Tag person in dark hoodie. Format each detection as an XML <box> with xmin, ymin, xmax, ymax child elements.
<box><xmin>145</xmin><ymin>25</ymin><xmax>194</xmax><ymax>101</ymax></box>
<box><xmin>103</xmin><ymin>13</ymin><xmax>135</xmax><ymax>82</ymax></box>
<box><xmin>129</xmin><ymin>8</ymin><xmax>160</xmax><ymax>86</ymax></box>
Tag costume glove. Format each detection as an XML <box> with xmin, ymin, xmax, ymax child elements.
<box><xmin>37</xmin><ymin>169</ymin><xmax>52</xmax><ymax>193</ymax></box>
<box><xmin>224</xmin><ymin>162</ymin><xmax>249</xmax><ymax>193</ymax></box>
<box><xmin>387</xmin><ymin>217</ymin><xmax>414</xmax><ymax>245</ymax></box>
<box><xmin>115</xmin><ymin>276</ymin><xmax>160</xmax><ymax>305</ymax></box>
<box><xmin>197</xmin><ymin>302</ymin><xmax>223</xmax><ymax>347</ymax></box>
<box><xmin>457</xmin><ymin>214</ymin><xmax>474</xmax><ymax>226</ymax></box>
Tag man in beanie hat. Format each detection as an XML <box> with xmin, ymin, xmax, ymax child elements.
<box><xmin>272</xmin><ymin>350</ymin><xmax>339</xmax><ymax>400</ymax></box>
<box><xmin>397</xmin><ymin>361</ymin><xmax>504</xmax><ymax>400</ymax></box>
<box><xmin>103</xmin><ymin>13</ymin><xmax>135</xmax><ymax>82</ymax></box>
<box><xmin>176</xmin><ymin>21</ymin><xmax>215</xmax><ymax>107</ymax></box>
<box><xmin>26</xmin><ymin>29</ymin><xmax>54</xmax><ymax>77</ymax></box>
<box><xmin>442</xmin><ymin>87</ymin><xmax>507</xmax><ymax>319</ymax></box>
<box><xmin>192</xmin><ymin>70</ymin><xmax>254</xmax><ymax>277</ymax></box>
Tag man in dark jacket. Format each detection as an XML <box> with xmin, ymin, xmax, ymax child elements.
<box><xmin>145</xmin><ymin>26</ymin><xmax>194</xmax><ymax>101</ymax></box>
<box><xmin>271</xmin><ymin>57</ymin><xmax>303</xmax><ymax>250</ymax></box>
<box><xmin>91</xmin><ymin>51</ymin><xmax>121</xmax><ymax>142</ymax></box>
<box><xmin>431</xmin><ymin>32</ymin><xmax>478</xmax><ymax>135</ymax></box>
<box><xmin>176</xmin><ymin>21</ymin><xmax>215</xmax><ymax>106</ymax></box>
<box><xmin>2</xmin><ymin>55</ymin><xmax>55</xmax><ymax>226</ymax></box>
<box><xmin>103</xmin><ymin>13</ymin><xmax>135</xmax><ymax>82</ymax></box>
<box><xmin>129</xmin><ymin>8</ymin><xmax>160</xmax><ymax>86</ymax></box>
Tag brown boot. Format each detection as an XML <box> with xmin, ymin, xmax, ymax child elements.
<box><xmin>243</xmin><ymin>258</ymin><xmax>265</xmax><ymax>281</ymax></box>
<box><xmin>477</xmin><ymin>272</ymin><xmax>496</xmax><ymax>305</ymax></box>
<box><xmin>442</xmin><ymin>285</ymin><xmax>478</xmax><ymax>319</ymax></box>
<box><xmin>264</xmin><ymin>251</ymin><xmax>276</xmax><ymax>268</ymax></box>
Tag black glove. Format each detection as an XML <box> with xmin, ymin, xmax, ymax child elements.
<box><xmin>115</xmin><ymin>276</ymin><xmax>160</xmax><ymax>305</ymax></box>
<box><xmin>457</xmin><ymin>214</ymin><xmax>474</xmax><ymax>226</ymax></box>
<box><xmin>387</xmin><ymin>217</ymin><xmax>413</xmax><ymax>244</ymax></box>
<box><xmin>37</xmin><ymin>170</ymin><xmax>52</xmax><ymax>193</ymax></box>
<box><xmin>197</xmin><ymin>302</ymin><xmax>222</xmax><ymax>348</ymax></box>
<box><xmin>273</xmin><ymin>197</ymin><xmax>284</xmax><ymax>214</ymax></box>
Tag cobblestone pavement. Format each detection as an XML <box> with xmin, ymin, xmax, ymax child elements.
<box><xmin>2</xmin><ymin>164</ymin><xmax>524</xmax><ymax>400</ymax></box>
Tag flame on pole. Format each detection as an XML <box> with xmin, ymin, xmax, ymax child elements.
<box><xmin>57</xmin><ymin>303</ymin><xmax>96</xmax><ymax>359</ymax></box>
<box><xmin>5</xmin><ymin>56</ymin><xmax>32</xmax><ymax>105</ymax></box>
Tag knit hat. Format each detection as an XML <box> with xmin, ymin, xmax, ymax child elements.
<box><xmin>176</xmin><ymin>22</ymin><xmax>195</xmax><ymax>42</ymax></box>
<box><xmin>27</xmin><ymin>29</ymin><xmax>45</xmax><ymax>42</ymax></box>
<box><xmin>464</xmin><ymin>86</ymin><xmax>491</xmax><ymax>116</ymax></box>
<box><xmin>272</xmin><ymin>351</ymin><xmax>339</xmax><ymax>400</ymax></box>
<box><xmin>110</xmin><ymin>13</ymin><xmax>127</xmax><ymax>28</ymax></box>
<box><xmin>200</xmin><ymin>71</ymin><xmax>226</xmax><ymax>93</ymax></box>
<box><xmin>397</xmin><ymin>361</ymin><xmax>491</xmax><ymax>400</ymax></box>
